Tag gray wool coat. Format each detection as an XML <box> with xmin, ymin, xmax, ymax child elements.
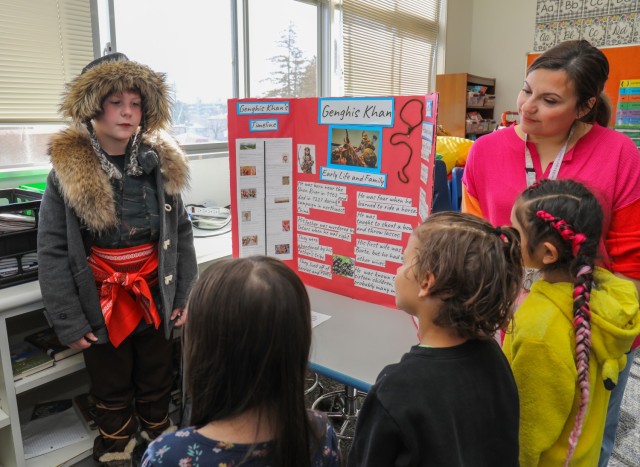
<box><xmin>37</xmin><ymin>126</ymin><xmax>198</xmax><ymax>346</ymax></box>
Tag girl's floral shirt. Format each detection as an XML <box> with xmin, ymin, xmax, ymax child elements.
<box><xmin>141</xmin><ymin>412</ymin><xmax>340</xmax><ymax>467</ymax></box>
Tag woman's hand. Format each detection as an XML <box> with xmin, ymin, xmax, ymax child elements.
<box><xmin>171</xmin><ymin>307</ymin><xmax>188</xmax><ymax>327</ymax></box>
<box><xmin>68</xmin><ymin>332</ymin><xmax>98</xmax><ymax>349</ymax></box>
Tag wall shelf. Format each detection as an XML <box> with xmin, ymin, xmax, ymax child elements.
<box><xmin>25</xmin><ymin>438</ymin><xmax>92</xmax><ymax>467</ymax></box>
<box><xmin>14</xmin><ymin>354</ymin><xmax>85</xmax><ymax>396</ymax></box>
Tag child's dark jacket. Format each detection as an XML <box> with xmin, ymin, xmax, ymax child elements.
<box><xmin>37</xmin><ymin>125</ymin><xmax>197</xmax><ymax>346</ymax></box>
<box><xmin>348</xmin><ymin>339</ymin><xmax>519</xmax><ymax>467</ymax></box>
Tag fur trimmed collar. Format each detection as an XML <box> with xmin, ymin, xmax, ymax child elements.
<box><xmin>48</xmin><ymin>125</ymin><xmax>190</xmax><ymax>232</ymax></box>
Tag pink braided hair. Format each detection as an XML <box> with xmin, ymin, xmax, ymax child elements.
<box><xmin>536</xmin><ymin>210</ymin><xmax>586</xmax><ymax>256</ymax></box>
<box><xmin>536</xmin><ymin>210</ymin><xmax>592</xmax><ymax>466</ymax></box>
<box><xmin>565</xmin><ymin>264</ymin><xmax>593</xmax><ymax>465</ymax></box>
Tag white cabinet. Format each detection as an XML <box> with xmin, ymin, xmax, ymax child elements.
<box><xmin>0</xmin><ymin>281</ymin><xmax>93</xmax><ymax>467</ymax></box>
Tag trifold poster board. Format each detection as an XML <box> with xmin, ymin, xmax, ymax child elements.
<box><xmin>227</xmin><ymin>94</ymin><xmax>438</xmax><ymax>309</ymax></box>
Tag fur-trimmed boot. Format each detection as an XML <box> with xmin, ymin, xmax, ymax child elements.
<box><xmin>136</xmin><ymin>398</ymin><xmax>176</xmax><ymax>442</ymax></box>
<box><xmin>132</xmin><ymin>399</ymin><xmax>176</xmax><ymax>465</ymax></box>
<box><xmin>93</xmin><ymin>404</ymin><xmax>139</xmax><ymax>466</ymax></box>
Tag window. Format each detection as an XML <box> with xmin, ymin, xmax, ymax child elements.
<box><xmin>246</xmin><ymin>0</ymin><xmax>318</xmax><ymax>98</ymax></box>
<box><xmin>113</xmin><ymin>0</ymin><xmax>233</xmax><ymax>145</ymax></box>
<box><xmin>341</xmin><ymin>0</ymin><xmax>440</xmax><ymax>96</ymax></box>
<box><xmin>114</xmin><ymin>0</ymin><xmax>320</xmax><ymax>145</ymax></box>
<box><xmin>0</xmin><ymin>0</ymin><xmax>94</xmax><ymax>166</ymax></box>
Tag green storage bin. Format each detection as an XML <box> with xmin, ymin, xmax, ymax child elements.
<box><xmin>18</xmin><ymin>182</ymin><xmax>47</xmax><ymax>194</ymax></box>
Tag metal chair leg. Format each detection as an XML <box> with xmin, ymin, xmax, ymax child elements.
<box><xmin>305</xmin><ymin>371</ymin><xmax>324</xmax><ymax>396</ymax></box>
<box><xmin>311</xmin><ymin>385</ymin><xmax>367</xmax><ymax>444</ymax></box>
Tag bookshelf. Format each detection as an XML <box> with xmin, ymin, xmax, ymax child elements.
<box><xmin>435</xmin><ymin>73</ymin><xmax>496</xmax><ymax>138</ymax></box>
<box><xmin>0</xmin><ymin>282</ymin><xmax>92</xmax><ymax>467</ymax></box>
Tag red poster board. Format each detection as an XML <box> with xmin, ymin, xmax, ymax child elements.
<box><xmin>227</xmin><ymin>94</ymin><xmax>438</xmax><ymax>309</ymax></box>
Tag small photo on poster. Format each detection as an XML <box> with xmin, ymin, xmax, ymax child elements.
<box><xmin>328</xmin><ymin>126</ymin><xmax>381</xmax><ymax>172</ymax></box>
<box><xmin>282</xmin><ymin>219</ymin><xmax>291</xmax><ymax>232</ymax></box>
<box><xmin>332</xmin><ymin>254</ymin><xmax>355</xmax><ymax>278</ymax></box>
<box><xmin>241</xmin><ymin>210</ymin><xmax>252</xmax><ymax>222</ymax></box>
<box><xmin>425</xmin><ymin>99</ymin><xmax>433</xmax><ymax>118</ymax></box>
<box><xmin>282</xmin><ymin>176</ymin><xmax>290</xmax><ymax>185</ymax></box>
<box><xmin>240</xmin><ymin>165</ymin><xmax>257</xmax><ymax>176</ymax></box>
<box><xmin>241</xmin><ymin>188</ymin><xmax>257</xmax><ymax>199</ymax></box>
<box><xmin>297</xmin><ymin>144</ymin><xmax>316</xmax><ymax>174</ymax></box>
<box><xmin>275</xmin><ymin>243</ymin><xmax>291</xmax><ymax>254</ymax></box>
<box><xmin>239</xmin><ymin>142</ymin><xmax>258</xmax><ymax>151</ymax></box>
<box><xmin>242</xmin><ymin>235</ymin><xmax>258</xmax><ymax>246</ymax></box>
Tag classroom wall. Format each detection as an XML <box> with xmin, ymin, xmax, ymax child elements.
<box><xmin>445</xmin><ymin>0</ymin><xmax>537</xmax><ymax>123</ymax></box>
<box><xmin>441</xmin><ymin>0</ymin><xmax>473</xmax><ymax>74</ymax></box>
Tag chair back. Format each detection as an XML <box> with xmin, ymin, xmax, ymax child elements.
<box><xmin>450</xmin><ymin>166</ymin><xmax>464</xmax><ymax>212</ymax></box>
<box><xmin>431</xmin><ymin>160</ymin><xmax>452</xmax><ymax>213</ymax></box>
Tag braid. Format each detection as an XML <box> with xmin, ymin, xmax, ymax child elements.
<box><xmin>565</xmin><ymin>262</ymin><xmax>593</xmax><ymax>466</ymax></box>
<box><xmin>536</xmin><ymin>209</ymin><xmax>593</xmax><ymax>466</ymax></box>
<box><xmin>536</xmin><ymin>211</ymin><xmax>586</xmax><ymax>256</ymax></box>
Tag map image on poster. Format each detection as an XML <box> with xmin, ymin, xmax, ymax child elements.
<box><xmin>227</xmin><ymin>94</ymin><xmax>438</xmax><ymax>309</ymax></box>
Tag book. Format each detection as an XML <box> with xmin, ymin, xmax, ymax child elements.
<box><xmin>31</xmin><ymin>399</ymin><xmax>73</xmax><ymax>420</ymax></box>
<box><xmin>24</xmin><ymin>327</ymin><xmax>82</xmax><ymax>362</ymax></box>
<box><xmin>73</xmin><ymin>393</ymin><xmax>98</xmax><ymax>431</ymax></box>
<box><xmin>10</xmin><ymin>341</ymin><xmax>54</xmax><ymax>381</ymax></box>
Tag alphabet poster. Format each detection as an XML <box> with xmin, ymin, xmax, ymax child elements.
<box><xmin>227</xmin><ymin>94</ymin><xmax>438</xmax><ymax>308</ymax></box>
<box><xmin>534</xmin><ymin>0</ymin><xmax>639</xmax><ymax>51</ymax></box>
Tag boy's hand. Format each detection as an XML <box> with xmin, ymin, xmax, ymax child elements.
<box><xmin>171</xmin><ymin>307</ymin><xmax>187</xmax><ymax>327</ymax></box>
<box><xmin>68</xmin><ymin>332</ymin><xmax>98</xmax><ymax>349</ymax></box>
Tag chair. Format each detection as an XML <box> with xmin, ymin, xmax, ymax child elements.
<box><xmin>450</xmin><ymin>166</ymin><xmax>464</xmax><ymax>212</ymax></box>
<box><xmin>311</xmin><ymin>385</ymin><xmax>367</xmax><ymax>444</ymax></box>
<box><xmin>431</xmin><ymin>160</ymin><xmax>452</xmax><ymax>213</ymax></box>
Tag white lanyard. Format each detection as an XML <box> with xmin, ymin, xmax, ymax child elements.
<box><xmin>521</xmin><ymin>125</ymin><xmax>575</xmax><ymax>292</ymax></box>
<box><xmin>524</xmin><ymin>125</ymin><xmax>575</xmax><ymax>187</ymax></box>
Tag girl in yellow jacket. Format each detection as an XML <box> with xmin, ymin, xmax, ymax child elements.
<box><xmin>505</xmin><ymin>179</ymin><xmax>640</xmax><ymax>467</ymax></box>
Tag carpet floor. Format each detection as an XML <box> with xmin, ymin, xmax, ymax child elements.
<box><xmin>608</xmin><ymin>350</ymin><xmax>640</xmax><ymax>467</ymax></box>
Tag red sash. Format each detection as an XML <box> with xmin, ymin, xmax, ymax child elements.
<box><xmin>88</xmin><ymin>243</ymin><xmax>161</xmax><ymax>348</ymax></box>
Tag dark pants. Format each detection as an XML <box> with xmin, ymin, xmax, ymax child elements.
<box><xmin>83</xmin><ymin>326</ymin><xmax>174</xmax><ymax>459</ymax></box>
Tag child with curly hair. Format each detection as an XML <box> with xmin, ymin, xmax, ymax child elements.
<box><xmin>348</xmin><ymin>212</ymin><xmax>523</xmax><ymax>466</ymax></box>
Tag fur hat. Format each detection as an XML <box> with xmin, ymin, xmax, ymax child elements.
<box><xmin>60</xmin><ymin>53</ymin><xmax>171</xmax><ymax>132</ymax></box>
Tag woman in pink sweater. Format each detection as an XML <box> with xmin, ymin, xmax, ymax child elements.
<box><xmin>462</xmin><ymin>39</ymin><xmax>640</xmax><ymax>466</ymax></box>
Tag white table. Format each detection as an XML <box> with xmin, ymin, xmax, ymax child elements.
<box><xmin>307</xmin><ymin>286</ymin><xmax>418</xmax><ymax>392</ymax></box>
<box><xmin>192</xmin><ymin>229</ymin><xmax>233</xmax><ymax>264</ymax></box>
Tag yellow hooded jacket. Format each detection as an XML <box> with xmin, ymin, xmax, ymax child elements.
<box><xmin>503</xmin><ymin>267</ymin><xmax>640</xmax><ymax>467</ymax></box>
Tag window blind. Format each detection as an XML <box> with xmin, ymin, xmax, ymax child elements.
<box><xmin>341</xmin><ymin>0</ymin><xmax>440</xmax><ymax>96</ymax></box>
<box><xmin>0</xmin><ymin>0</ymin><xmax>94</xmax><ymax>122</ymax></box>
